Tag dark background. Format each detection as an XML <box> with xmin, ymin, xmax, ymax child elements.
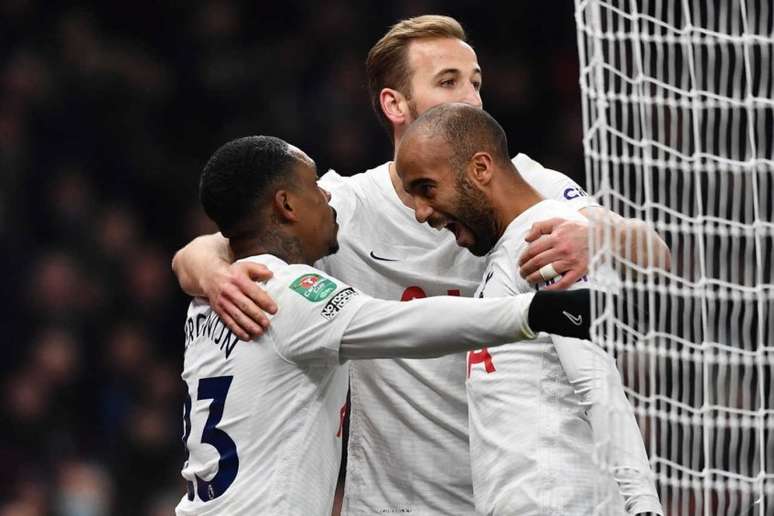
<box><xmin>0</xmin><ymin>1</ymin><xmax>586</xmax><ymax>514</ymax></box>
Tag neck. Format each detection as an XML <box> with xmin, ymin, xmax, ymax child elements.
<box><xmin>230</xmin><ymin>230</ymin><xmax>307</xmax><ymax>265</ymax></box>
<box><xmin>490</xmin><ymin>166</ymin><xmax>544</xmax><ymax>239</ymax></box>
<box><xmin>387</xmin><ymin>125</ymin><xmax>417</xmax><ymax>209</ymax></box>
<box><xmin>388</xmin><ymin>161</ymin><xmax>416</xmax><ymax>209</ymax></box>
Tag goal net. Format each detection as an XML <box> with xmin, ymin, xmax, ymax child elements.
<box><xmin>574</xmin><ymin>1</ymin><xmax>774</xmax><ymax>514</ymax></box>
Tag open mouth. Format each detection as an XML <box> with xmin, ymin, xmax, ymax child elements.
<box><xmin>446</xmin><ymin>221</ymin><xmax>462</xmax><ymax>241</ymax></box>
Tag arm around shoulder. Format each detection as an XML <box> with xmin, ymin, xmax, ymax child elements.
<box><xmin>172</xmin><ymin>233</ymin><xmax>232</xmax><ymax>297</ymax></box>
<box><xmin>171</xmin><ymin>233</ymin><xmax>277</xmax><ymax>340</ymax></box>
<box><xmin>580</xmin><ymin>207</ymin><xmax>672</xmax><ymax>271</ymax></box>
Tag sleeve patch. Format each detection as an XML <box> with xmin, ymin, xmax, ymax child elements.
<box><xmin>289</xmin><ymin>274</ymin><xmax>338</xmax><ymax>302</ymax></box>
<box><xmin>320</xmin><ymin>287</ymin><xmax>359</xmax><ymax>320</ymax></box>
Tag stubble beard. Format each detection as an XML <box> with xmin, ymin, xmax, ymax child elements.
<box><xmin>455</xmin><ymin>174</ymin><xmax>499</xmax><ymax>257</ymax></box>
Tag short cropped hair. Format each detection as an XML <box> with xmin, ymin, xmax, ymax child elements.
<box><xmin>199</xmin><ymin>136</ymin><xmax>297</xmax><ymax>238</ymax></box>
<box><xmin>410</xmin><ymin>103</ymin><xmax>511</xmax><ymax>172</ymax></box>
<box><xmin>366</xmin><ymin>15</ymin><xmax>467</xmax><ymax>138</ymax></box>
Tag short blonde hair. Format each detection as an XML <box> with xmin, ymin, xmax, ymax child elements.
<box><xmin>366</xmin><ymin>15</ymin><xmax>467</xmax><ymax>139</ymax></box>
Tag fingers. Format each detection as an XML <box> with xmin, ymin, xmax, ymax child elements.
<box><xmin>214</xmin><ymin>298</ymin><xmax>261</xmax><ymax>341</ymax></box>
<box><xmin>243</xmin><ymin>262</ymin><xmax>274</xmax><ymax>282</ymax></box>
<box><xmin>228</xmin><ymin>289</ymin><xmax>273</xmax><ymax>330</ymax></box>
<box><xmin>518</xmin><ymin>234</ymin><xmax>556</xmax><ymax>268</ymax></box>
<box><xmin>523</xmin><ymin>218</ymin><xmax>567</xmax><ymax>243</ymax></box>
<box><xmin>525</xmin><ymin>258</ymin><xmax>571</xmax><ymax>285</ymax></box>
<box><xmin>545</xmin><ymin>267</ymin><xmax>584</xmax><ymax>291</ymax></box>
<box><xmin>233</xmin><ymin>268</ymin><xmax>278</xmax><ymax>315</ymax></box>
<box><xmin>521</xmin><ymin>248</ymin><xmax>564</xmax><ymax>282</ymax></box>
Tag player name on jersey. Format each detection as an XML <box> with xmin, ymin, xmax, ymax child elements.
<box><xmin>184</xmin><ymin>311</ymin><xmax>240</xmax><ymax>359</ymax></box>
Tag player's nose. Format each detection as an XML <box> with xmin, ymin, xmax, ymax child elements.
<box><xmin>320</xmin><ymin>186</ymin><xmax>332</xmax><ymax>202</ymax></box>
<box><xmin>414</xmin><ymin>199</ymin><xmax>433</xmax><ymax>224</ymax></box>
<box><xmin>464</xmin><ymin>83</ymin><xmax>482</xmax><ymax>108</ymax></box>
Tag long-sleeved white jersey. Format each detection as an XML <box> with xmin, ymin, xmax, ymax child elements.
<box><xmin>176</xmin><ymin>254</ymin><xmax>540</xmax><ymax>515</ymax></box>
<box><xmin>317</xmin><ymin>155</ymin><xmax>599</xmax><ymax>515</ymax></box>
<box><xmin>468</xmin><ymin>200</ymin><xmax>660</xmax><ymax>515</ymax></box>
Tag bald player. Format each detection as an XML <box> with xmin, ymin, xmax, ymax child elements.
<box><xmin>395</xmin><ymin>104</ymin><xmax>663</xmax><ymax>515</ymax></box>
<box><xmin>178</xmin><ymin>135</ymin><xmax>596</xmax><ymax>515</ymax></box>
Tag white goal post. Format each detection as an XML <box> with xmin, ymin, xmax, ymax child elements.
<box><xmin>574</xmin><ymin>1</ymin><xmax>774</xmax><ymax>515</ymax></box>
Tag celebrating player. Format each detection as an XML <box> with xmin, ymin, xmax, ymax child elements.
<box><xmin>173</xmin><ymin>16</ymin><xmax>671</xmax><ymax>514</ymax></box>
<box><xmin>395</xmin><ymin>103</ymin><xmax>663</xmax><ymax>515</ymax></box>
<box><xmin>177</xmin><ymin>135</ymin><xmax>595</xmax><ymax>515</ymax></box>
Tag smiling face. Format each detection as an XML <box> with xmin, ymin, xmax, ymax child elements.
<box><xmin>402</xmin><ymin>37</ymin><xmax>483</xmax><ymax>124</ymax></box>
<box><xmin>395</xmin><ymin>132</ymin><xmax>499</xmax><ymax>257</ymax></box>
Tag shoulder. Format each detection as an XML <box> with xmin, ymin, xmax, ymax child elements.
<box><xmin>269</xmin><ymin>264</ymin><xmax>344</xmax><ymax>303</ymax></box>
<box><xmin>319</xmin><ymin>163</ymin><xmax>389</xmax><ymax>224</ymax></box>
<box><xmin>477</xmin><ymin>241</ymin><xmax>523</xmax><ymax>298</ymax></box>
<box><xmin>525</xmin><ymin>199</ymin><xmax>586</xmax><ymax>223</ymax></box>
<box><xmin>266</xmin><ymin>263</ymin><xmax>369</xmax><ymax>365</ymax></box>
<box><xmin>319</xmin><ymin>163</ymin><xmax>389</xmax><ymax>200</ymax></box>
<box><xmin>512</xmin><ymin>153</ymin><xmax>597</xmax><ymax>207</ymax></box>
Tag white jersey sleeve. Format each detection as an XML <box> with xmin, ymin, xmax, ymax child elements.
<box><xmin>267</xmin><ymin>263</ymin><xmax>367</xmax><ymax>366</ymax></box>
<box><xmin>340</xmin><ymin>295</ymin><xmax>534</xmax><ymax>360</ymax></box>
<box><xmin>513</xmin><ymin>153</ymin><xmax>600</xmax><ymax>211</ymax></box>
<box><xmin>466</xmin><ymin>201</ymin><xmax>622</xmax><ymax>515</ymax></box>
<box><xmin>469</xmin><ymin>201</ymin><xmax>660</xmax><ymax>515</ymax></box>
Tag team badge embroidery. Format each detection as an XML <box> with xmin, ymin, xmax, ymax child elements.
<box><xmin>289</xmin><ymin>274</ymin><xmax>338</xmax><ymax>302</ymax></box>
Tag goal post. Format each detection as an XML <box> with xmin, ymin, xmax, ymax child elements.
<box><xmin>574</xmin><ymin>1</ymin><xmax>774</xmax><ymax>514</ymax></box>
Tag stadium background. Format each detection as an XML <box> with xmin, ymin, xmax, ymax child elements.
<box><xmin>2</xmin><ymin>1</ymin><xmax>589</xmax><ymax>514</ymax></box>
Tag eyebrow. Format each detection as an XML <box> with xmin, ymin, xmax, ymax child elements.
<box><xmin>433</xmin><ymin>66</ymin><xmax>482</xmax><ymax>79</ymax></box>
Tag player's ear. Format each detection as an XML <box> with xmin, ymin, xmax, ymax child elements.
<box><xmin>468</xmin><ymin>151</ymin><xmax>494</xmax><ymax>187</ymax></box>
<box><xmin>273</xmin><ymin>190</ymin><xmax>299</xmax><ymax>222</ymax></box>
<box><xmin>380</xmin><ymin>88</ymin><xmax>410</xmax><ymax>127</ymax></box>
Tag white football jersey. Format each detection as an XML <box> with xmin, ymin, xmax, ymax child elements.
<box><xmin>467</xmin><ymin>200</ymin><xmax>624</xmax><ymax>515</ymax></box>
<box><xmin>317</xmin><ymin>156</ymin><xmax>599</xmax><ymax>515</ymax></box>
<box><xmin>176</xmin><ymin>255</ymin><xmax>367</xmax><ymax>516</ymax></box>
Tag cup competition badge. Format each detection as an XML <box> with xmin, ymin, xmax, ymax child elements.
<box><xmin>290</xmin><ymin>274</ymin><xmax>338</xmax><ymax>302</ymax></box>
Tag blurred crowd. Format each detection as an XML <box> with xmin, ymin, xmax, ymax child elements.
<box><xmin>1</xmin><ymin>1</ymin><xmax>585</xmax><ymax>514</ymax></box>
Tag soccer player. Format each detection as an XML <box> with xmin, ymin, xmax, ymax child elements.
<box><xmin>178</xmin><ymin>135</ymin><xmax>594</xmax><ymax>515</ymax></box>
<box><xmin>172</xmin><ymin>16</ymin><xmax>672</xmax><ymax>514</ymax></box>
<box><xmin>395</xmin><ymin>103</ymin><xmax>663</xmax><ymax>515</ymax></box>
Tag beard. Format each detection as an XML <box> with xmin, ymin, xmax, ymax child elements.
<box><xmin>454</xmin><ymin>174</ymin><xmax>499</xmax><ymax>256</ymax></box>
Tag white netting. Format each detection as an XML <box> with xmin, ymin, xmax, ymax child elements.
<box><xmin>574</xmin><ymin>0</ymin><xmax>774</xmax><ymax>514</ymax></box>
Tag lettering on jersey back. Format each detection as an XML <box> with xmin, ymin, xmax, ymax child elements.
<box><xmin>467</xmin><ymin>348</ymin><xmax>496</xmax><ymax>378</ymax></box>
<box><xmin>185</xmin><ymin>312</ymin><xmax>240</xmax><ymax>359</ymax></box>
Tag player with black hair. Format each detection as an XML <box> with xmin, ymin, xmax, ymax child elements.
<box><xmin>177</xmin><ymin>135</ymin><xmax>595</xmax><ymax>515</ymax></box>
<box><xmin>173</xmin><ymin>15</ymin><xmax>671</xmax><ymax>514</ymax></box>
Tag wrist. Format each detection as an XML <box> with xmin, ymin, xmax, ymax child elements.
<box><xmin>528</xmin><ymin>289</ymin><xmax>591</xmax><ymax>340</ymax></box>
<box><xmin>516</xmin><ymin>294</ymin><xmax>537</xmax><ymax>339</ymax></box>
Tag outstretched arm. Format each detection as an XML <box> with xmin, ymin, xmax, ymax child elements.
<box><xmin>339</xmin><ymin>289</ymin><xmax>591</xmax><ymax>361</ymax></box>
<box><xmin>171</xmin><ymin>233</ymin><xmax>277</xmax><ymax>340</ymax></box>
<box><xmin>518</xmin><ymin>207</ymin><xmax>671</xmax><ymax>290</ymax></box>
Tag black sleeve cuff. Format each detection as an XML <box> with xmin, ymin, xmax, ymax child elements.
<box><xmin>528</xmin><ymin>289</ymin><xmax>591</xmax><ymax>340</ymax></box>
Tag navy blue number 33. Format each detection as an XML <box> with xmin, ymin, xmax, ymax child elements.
<box><xmin>182</xmin><ymin>376</ymin><xmax>239</xmax><ymax>501</ymax></box>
